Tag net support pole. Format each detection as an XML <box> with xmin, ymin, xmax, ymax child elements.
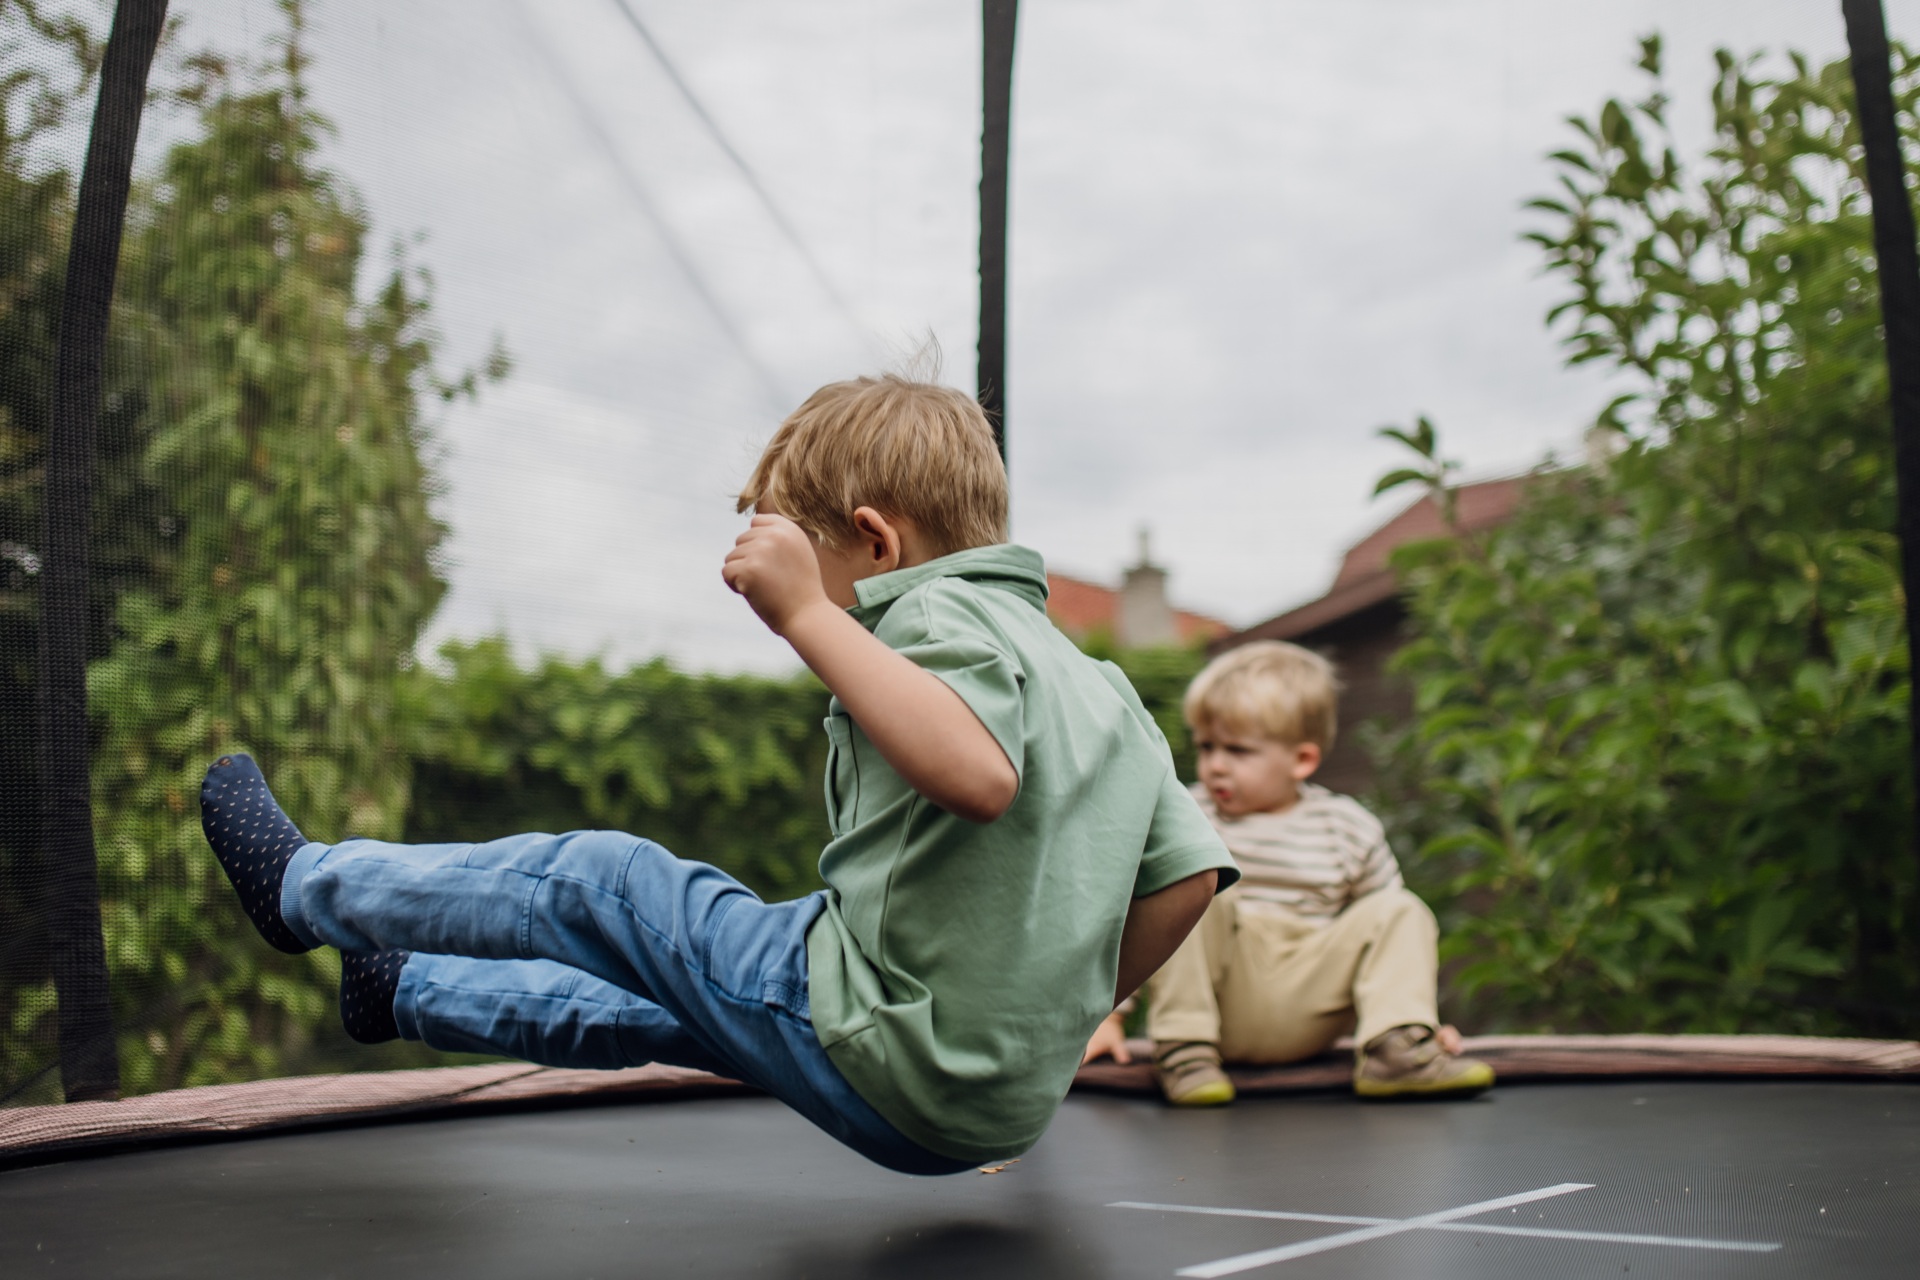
<box><xmin>1843</xmin><ymin>0</ymin><xmax>1920</xmax><ymax>933</ymax></box>
<box><xmin>978</xmin><ymin>0</ymin><xmax>1018</xmax><ymax>463</ymax></box>
<box><xmin>40</xmin><ymin>0</ymin><xmax>168</xmax><ymax>1103</ymax></box>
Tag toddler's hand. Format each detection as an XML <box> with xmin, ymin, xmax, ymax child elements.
<box><xmin>722</xmin><ymin>513</ymin><xmax>828</xmax><ymax>636</ymax></box>
<box><xmin>1081</xmin><ymin>1012</ymin><xmax>1133</xmax><ymax>1065</ymax></box>
<box><xmin>1437</xmin><ymin>1024</ymin><xmax>1464</xmax><ymax>1055</ymax></box>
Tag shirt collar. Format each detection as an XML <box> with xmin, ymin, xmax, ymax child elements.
<box><xmin>848</xmin><ymin>544</ymin><xmax>1049</xmax><ymax>627</ymax></box>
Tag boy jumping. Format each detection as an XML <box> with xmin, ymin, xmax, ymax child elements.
<box><xmin>1083</xmin><ymin>641</ymin><xmax>1492</xmax><ymax>1104</ymax></box>
<box><xmin>202</xmin><ymin>373</ymin><xmax>1236</xmax><ymax>1174</ymax></box>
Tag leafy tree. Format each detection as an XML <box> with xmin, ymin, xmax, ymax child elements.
<box><xmin>1374</xmin><ymin>38</ymin><xmax>1918</xmax><ymax>1037</ymax></box>
<box><xmin>0</xmin><ymin>3</ymin><xmax>79</xmax><ymax>1104</ymax></box>
<box><xmin>38</xmin><ymin>4</ymin><xmax>499</xmax><ymax>1094</ymax></box>
<box><xmin>0</xmin><ymin>1</ymin><xmax>172</xmax><ymax>1105</ymax></box>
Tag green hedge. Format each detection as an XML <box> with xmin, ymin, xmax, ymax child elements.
<box><xmin>400</xmin><ymin>639</ymin><xmax>834</xmax><ymax>901</ymax></box>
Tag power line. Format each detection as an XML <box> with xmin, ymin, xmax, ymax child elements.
<box><xmin>512</xmin><ymin>2</ymin><xmax>790</xmax><ymax>411</ymax></box>
<box><xmin>606</xmin><ymin>0</ymin><xmax>872</xmax><ymax>353</ymax></box>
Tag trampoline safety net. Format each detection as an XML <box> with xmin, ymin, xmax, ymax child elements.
<box><xmin>0</xmin><ymin>0</ymin><xmax>1916</xmax><ymax>1179</ymax></box>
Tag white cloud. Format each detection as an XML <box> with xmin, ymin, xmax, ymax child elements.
<box><xmin>419</xmin><ymin>378</ymin><xmax>797</xmax><ymax>673</ymax></box>
<box><xmin>170</xmin><ymin>0</ymin><xmax>1920</xmax><ymax>648</ymax></box>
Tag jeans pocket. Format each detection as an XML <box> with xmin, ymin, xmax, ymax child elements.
<box><xmin>700</xmin><ymin>891</ymin><xmax>823</xmax><ymax>1019</ymax></box>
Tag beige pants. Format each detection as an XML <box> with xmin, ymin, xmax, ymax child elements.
<box><xmin>1144</xmin><ymin>886</ymin><xmax>1440</xmax><ymax>1062</ymax></box>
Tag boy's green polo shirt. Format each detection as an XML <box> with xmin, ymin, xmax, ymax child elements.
<box><xmin>804</xmin><ymin>544</ymin><xmax>1237</xmax><ymax>1163</ymax></box>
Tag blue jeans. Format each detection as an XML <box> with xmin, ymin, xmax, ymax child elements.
<box><xmin>278</xmin><ymin>830</ymin><xmax>972</xmax><ymax>1176</ymax></box>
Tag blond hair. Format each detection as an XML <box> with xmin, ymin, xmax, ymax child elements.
<box><xmin>736</xmin><ymin>373</ymin><xmax>1008</xmax><ymax>554</ymax></box>
<box><xmin>1184</xmin><ymin>640</ymin><xmax>1341</xmax><ymax>750</ymax></box>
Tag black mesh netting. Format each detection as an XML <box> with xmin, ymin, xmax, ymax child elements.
<box><xmin>3</xmin><ymin>0</ymin><xmax>1917</xmax><ymax>1143</ymax></box>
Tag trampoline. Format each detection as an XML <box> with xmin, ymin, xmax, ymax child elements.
<box><xmin>3</xmin><ymin>1065</ymin><xmax>1918</xmax><ymax>1277</ymax></box>
<box><xmin>4</xmin><ymin>1036</ymin><xmax>1918</xmax><ymax>1276</ymax></box>
<box><xmin>6</xmin><ymin>2</ymin><xmax>1920</xmax><ymax>1278</ymax></box>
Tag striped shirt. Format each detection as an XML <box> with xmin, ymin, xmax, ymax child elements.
<box><xmin>1190</xmin><ymin>781</ymin><xmax>1403</xmax><ymax>923</ymax></box>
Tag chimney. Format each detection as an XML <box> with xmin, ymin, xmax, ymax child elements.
<box><xmin>1117</xmin><ymin>526</ymin><xmax>1177</xmax><ymax>648</ymax></box>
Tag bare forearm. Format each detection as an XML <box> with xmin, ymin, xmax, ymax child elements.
<box><xmin>1114</xmin><ymin>869</ymin><xmax>1217</xmax><ymax>1003</ymax></box>
<box><xmin>782</xmin><ymin>601</ymin><xmax>1018</xmax><ymax>822</ymax></box>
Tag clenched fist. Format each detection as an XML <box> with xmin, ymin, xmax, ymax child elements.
<box><xmin>722</xmin><ymin>513</ymin><xmax>830</xmax><ymax>636</ymax></box>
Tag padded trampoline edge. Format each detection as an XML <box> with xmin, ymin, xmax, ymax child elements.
<box><xmin>1074</xmin><ymin>1032</ymin><xmax>1920</xmax><ymax>1095</ymax></box>
<box><xmin>0</xmin><ymin>1061</ymin><xmax>758</xmax><ymax>1172</ymax></box>
<box><xmin>3</xmin><ymin>1033</ymin><xmax>1916</xmax><ymax>1172</ymax></box>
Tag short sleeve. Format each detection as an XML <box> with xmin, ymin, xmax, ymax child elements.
<box><xmin>881</xmin><ymin>587</ymin><xmax>1028</xmax><ymax>782</ymax></box>
<box><xmin>1134</xmin><ymin>768</ymin><xmax>1240</xmax><ymax>897</ymax></box>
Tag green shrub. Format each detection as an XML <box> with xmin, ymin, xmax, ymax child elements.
<box><xmin>1373</xmin><ymin>39</ymin><xmax>1918</xmax><ymax>1037</ymax></box>
<box><xmin>403</xmin><ymin>639</ymin><xmax>832</xmax><ymax>902</ymax></box>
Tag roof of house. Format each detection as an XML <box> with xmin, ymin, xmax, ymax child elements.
<box><xmin>1045</xmin><ymin>572</ymin><xmax>1231</xmax><ymax>644</ymax></box>
<box><xmin>1224</xmin><ymin>475</ymin><xmax>1529</xmax><ymax>646</ymax></box>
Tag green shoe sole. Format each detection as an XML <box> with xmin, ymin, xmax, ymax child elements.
<box><xmin>1353</xmin><ymin>1061</ymin><xmax>1495</xmax><ymax>1100</ymax></box>
<box><xmin>1166</xmin><ymin>1077</ymin><xmax>1237</xmax><ymax>1107</ymax></box>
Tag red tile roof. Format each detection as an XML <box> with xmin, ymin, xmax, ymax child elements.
<box><xmin>1227</xmin><ymin>475</ymin><xmax>1530</xmax><ymax>646</ymax></box>
<box><xmin>1330</xmin><ymin>476</ymin><xmax>1528</xmax><ymax>589</ymax></box>
<box><xmin>1045</xmin><ymin>572</ymin><xmax>1231</xmax><ymax>644</ymax></box>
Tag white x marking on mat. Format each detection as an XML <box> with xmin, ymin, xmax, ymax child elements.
<box><xmin>1111</xmin><ymin>1182</ymin><xmax>1782</xmax><ymax>1276</ymax></box>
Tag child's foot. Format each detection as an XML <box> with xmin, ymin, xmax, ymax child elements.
<box><xmin>1153</xmin><ymin>1040</ymin><xmax>1236</xmax><ymax>1106</ymax></box>
<box><xmin>200</xmin><ymin>753</ymin><xmax>313</xmax><ymax>954</ymax></box>
<box><xmin>340</xmin><ymin>950</ymin><xmax>410</xmax><ymax>1044</ymax></box>
<box><xmin>1353</xmin><ymin>1025</ymin><xmax>1494</xmax><ymax>1099</ymax></box>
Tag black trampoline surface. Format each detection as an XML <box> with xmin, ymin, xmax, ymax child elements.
<box><xmin>1</xmin><ymin>1081</ymin><xmax>1914</xmax><ymax>1279</ymax></box>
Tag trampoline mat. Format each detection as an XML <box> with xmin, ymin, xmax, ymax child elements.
<box><xmin>0</xmin><ymin>1081</ymin><xmax>1913</xmax><ymax>1278</ymax></box>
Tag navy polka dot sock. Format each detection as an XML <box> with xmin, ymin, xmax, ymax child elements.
<box><xmin>340</xmin><ymin>949</ymin><xmax>409</xmax><ymax>1044</ymax></box>
<box><xmin>200</xmin><ymin>753</ymin><xmax>313</xmax><ymax>954</ymax></box>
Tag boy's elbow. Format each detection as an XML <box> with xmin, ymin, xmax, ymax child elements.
<box><xmin>946</xmin><ymin>758</ymin><xmax>1019</xmax><ymax>824</ymax></box>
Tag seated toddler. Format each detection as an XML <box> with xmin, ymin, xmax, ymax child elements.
<box><xmin>1084</xmin><ymin>640</ymin><xmax>1492</xmax><ymax>1104</ymax></box>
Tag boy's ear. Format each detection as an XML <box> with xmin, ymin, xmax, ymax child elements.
<box><xmin>851</xmin><ymin>506</ymin><xmax>903</xmax><ymax>572</ymax></box>
<box><xmin>1291</xmin><ymin>742</ymin><xmax>1323</xmax><ymax>781</ymax></box>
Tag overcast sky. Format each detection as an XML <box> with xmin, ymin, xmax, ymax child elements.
<box><xmin>167</xmin><ymin>0</ymin><xmax>1920</xmax><ymax>673</ymax></box>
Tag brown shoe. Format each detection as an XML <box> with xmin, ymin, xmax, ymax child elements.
<box><xmin>1354</xmin><ymin>1025</ymin><xmax>1494</xmax><ymax>1099</ymax></box>
<box><xmin>1153</xmin><ymin>1040</ymin><xmax>1237</xmax><ymax>1107</ymax></box>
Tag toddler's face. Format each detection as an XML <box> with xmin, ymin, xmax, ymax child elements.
<box><xmin>1192</xmin><ymin>721</ymin><xmax>1321</xmax><ymax>818</ymax></box>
